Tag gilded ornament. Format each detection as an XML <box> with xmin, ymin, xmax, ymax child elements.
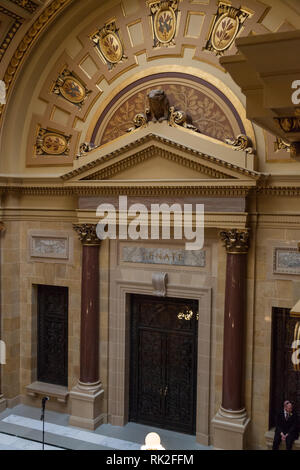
<box><xmin>169</xmin><ymin>106</ymin><xmax>198</xmax><ymax>131</ymax></box>
<box><xmin>274</xmin><ymin>116</ymin><xmax>300</xmax><ymax>133</ymax></box>
<box><xmin>73</xmin><ymin>224</ymin><xmax>101</xmax><ymax>245</ymax></box>
<box><xmin>219</xmin><ymin>229</ymin><xmax>250</xmax><ymax>254</ymax></box>
<box><xmin>53</xmin><ymin>69</ymin><xmax>90</xmax><ymax>107</ymax></box>
<box><xmin>76</xmin><ymin>142</ymin><xmax>100</xmax><ymax>159</ymax></box>
<box><xmin>225</xmin><ymin>134</ymin><xmax>255</xmax><ymax>154</ymax></box>
<box><xmin>204</xmin><ymin>2</ymin><xmax>250</xmax><ymax>56</ymax></box>
<box><xmin>149</xmin><ymin>0</ymin><xmax>179</xmax><ymax>48</ymax></box>
<box><xmin>0</xmin><ymin>0</ymin><xmax>73</xmax><ymax>124</ymax></box>
<box><xmin>177</xmin><ymin>307</ymin><xmax>199</xmax><ymax>321</ymax></box>
<box><xmin>292</xmin><ymin>322</ymin><xmax>300</xmax><ymax>371</ymax></box>
<box><xmin>91</xmin><ymin>20</ymin><xmax>127</xmax><ymax>70</ymax></box>
<box><xmin>274</xmin><ymin>137</ymin><xmax>291</xmax><ymax>153</ymax></box>
<box><xmin>126</xmin><ymin>113</ymin><xmax>148</xmax><ymax>132</ymax></box>
<box><xmin>36</xmin><ymin>127</ymin><xmax>70</xmax><ymax>156</ymax></box>
<box><xmin>126</xmin><ymin>89</ymin><xmax>200</xmax><ymax>133</ymax></box>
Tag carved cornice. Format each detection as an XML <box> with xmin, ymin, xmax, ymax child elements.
<box><xmin>0</xmin><ymin>6</ymin><xmax>23</xmax><ymax>63</ymax></box>
<box><xmin>82</xmin><ymin>146</ymin><xmax>230</xmax><ymax>180</ymax></box>
<box><xmin>257</xmin><ymin>186</ymin><xmax>300</xmax><ymax>197</ymax></box>
<box><xmin>219</xmin><ymin>228</ymin><xmax>250</xmax><ymax>254</ymax></box>
<box><xmin>0</xmin><ymin>184</ymin><xmax>252</xmax><ymax>197</ymax></box>
<box><xmin>7</xmin><ymin>0</ymin><xmax>39</xmax><ymax>14</ymax></box>
<box><xmin>0</xmin><ymin>0</ymin><xmax>73</xmax><ymax>122</ymax></box>
<box><xmin>61</xmin><ymin>134</ymin><xmax>262</xmax><ymax>182</ymax></box>
<box><xmin>73</xmin><ymin>223</ymin><xmax>101</xmax><ymax>246</ymax></box>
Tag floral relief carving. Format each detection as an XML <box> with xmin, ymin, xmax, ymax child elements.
<box><xmin>101</xmin><ymin>84</ymin><xmax>234</xmax><ymax>145</ymax></box>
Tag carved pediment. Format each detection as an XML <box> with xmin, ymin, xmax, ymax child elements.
<box><xmin>62</xmin><ymin>133</ymin><xmax>261</xmax><ymax>184</ymax></box>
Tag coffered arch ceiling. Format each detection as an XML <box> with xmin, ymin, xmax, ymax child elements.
<box><xmin>0</xmin><ymin>0</ymin><xmax>299</xmax><ymax>176</ymax></box>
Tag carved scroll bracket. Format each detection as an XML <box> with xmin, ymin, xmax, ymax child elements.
<box><xmin>152</xmin><ymin>272</ymin><xmax>168</xmax><ymax>296</ymax></box>
<box><xmin>225</xmin><ymin>134</ymin><xmax>255</xmax><ymax>154</ymax></box>
<box><xmin>76</xmin><ymin>142</ymin><xmax>100</xmax><ymax>159</ymax></box>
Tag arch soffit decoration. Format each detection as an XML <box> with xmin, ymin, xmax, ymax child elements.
<box><xmin>1</xmin><ymin>0</ymin><xmax>298</xmax><ymax>172</ymax></box>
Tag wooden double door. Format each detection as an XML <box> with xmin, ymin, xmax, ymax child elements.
<box><xmin>129</xmin><ymin>294</ymin><xmax>198</xmax><ymax>435</ymax></box>
<box><xmin>269</xmin><ymin>307</ymin><xmax>300</xmax><ymax>430</ymax></box>
<box><xmin>37</xmin><ymin>285</ymin><xmax>68</xmax><ymax>387</ymax></box>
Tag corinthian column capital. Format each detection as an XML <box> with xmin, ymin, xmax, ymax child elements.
<box><xmin>73</xmin><ymin>223</ymin><xmax>101</xmax><ymax>246</ymax></box>
<box><xmin>219</xmin><ymin>228</ymin><xmax>250</xmax><ymax>254</ymax></box>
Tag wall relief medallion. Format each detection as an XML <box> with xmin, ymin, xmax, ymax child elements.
<box><xmin>35</xmin><ymin>127</ymin><xmax>70</xmax><ymax>156</ymax></box>
<box><xmin>204</xmin><ymin>2</ymin><xmax>250</xmax><ymax>56</ymax></box>
<box><xmin>149</xmin><ymin>0</ymin><xmax>179</xmax><ymax>48</ymax></box>
<box><xmin>52</xmin><ymin>69</ymin><xmax>90</xmax><ymax>108</ymax></box>
<box><xmin>91</xmin><ymin>20</ymin><xmax>127</xmax><ymax>70</ymax></box>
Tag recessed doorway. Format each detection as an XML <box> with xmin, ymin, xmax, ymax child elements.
<box><xmin>129</xmin><ymin>294</ymin><xmax>198</xmax><ymax>435</ymax></box>
<box><xmin>37</xmin><ymin>285</ymin><xmax>68</xmax><ymax>386</ymax></box>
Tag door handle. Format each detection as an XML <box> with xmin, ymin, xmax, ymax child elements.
<box><xmin>164</xmin><ymin>385</ymin><xmax>168</xmax><ymax>396</ymax></box>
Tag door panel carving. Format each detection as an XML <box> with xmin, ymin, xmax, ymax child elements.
<box><xmin>130</xmin><ymin>294</ymin><xmax>198</xmax><ymax>434</ymax></box>
<box><xmin>37</xmin><ymin>285</ymin><xmax>68</xmax><ymax>386</ymax></box>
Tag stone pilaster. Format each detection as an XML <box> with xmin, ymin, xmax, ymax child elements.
<box><xmin>69</xmin><ymin>224</ymin><xmax>104</xmax><ymax>430</ymax></box>
<box><xmin>212</xmin><ymin>229</ymin><xmax>250</xmax><ymax>450</ymax></box>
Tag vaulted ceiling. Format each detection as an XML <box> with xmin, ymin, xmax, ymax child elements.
<box><xmin>0</xmin><ymin>0</ymin><xmax>299</xmax><ymax>177</ymax></box>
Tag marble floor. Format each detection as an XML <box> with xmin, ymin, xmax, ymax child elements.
<box><xmin>0</xmin><ymin>404</ymin><xmax>211</xmax><ymax>451</ymax></box>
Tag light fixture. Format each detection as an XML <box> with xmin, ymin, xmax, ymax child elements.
<box><xmin>141</xmin><ymin>432</ymin><xmax>165</xmax><ymax>450</ymax></box>
<box><xmin>177</xmin><ymin>307</ymin><xmax>199</xmax><ymax>321</ymax></box>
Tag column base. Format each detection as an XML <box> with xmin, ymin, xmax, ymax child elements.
<box><xmin>212</xmin><ymin>407</ymin><xmax>250</xmax><ymax>450</ymax></box>
<box><xmin>69</xmin><ymin>381</ymin><xmax>105</xmax><ymax>431</ymax></box>
<box><xmin>0</xmin><ymin>395</ymin><xmax>6</xmax><ymax>412</ymax></box>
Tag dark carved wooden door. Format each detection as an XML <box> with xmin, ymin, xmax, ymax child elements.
<box><xmin>269</xmin><ymin>307</ymin><xmax>300</xmax><ymax>430</ymax></box>
<box><xmin>130</xmin><ymin>294</ymin><xmax>198</xmax><ymax>434</ymax></box>
<box><xmin>37</xmin><ymin>285</ymin><xmax>68</xmax><ymax>386</ymax></box>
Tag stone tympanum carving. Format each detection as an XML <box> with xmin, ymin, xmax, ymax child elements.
<box><xmin>127</xmin><ymin>89</ymin><xmax>200</xmax><ymax>134</ymax></box>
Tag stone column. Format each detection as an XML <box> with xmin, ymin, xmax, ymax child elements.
<box><xmin>0</xmin><ymin>223</ymin><xmax>6</xmax><ymax>412</ymax></box>
<box><xmin>69</xmin><ymin>224</ymin><xmax>104</xmax><ymax>430</ymax></box>
<box><xmin>212</xmin><ymin>229</ymin><xmax>250</xmax><ymax>450</ymax></box>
